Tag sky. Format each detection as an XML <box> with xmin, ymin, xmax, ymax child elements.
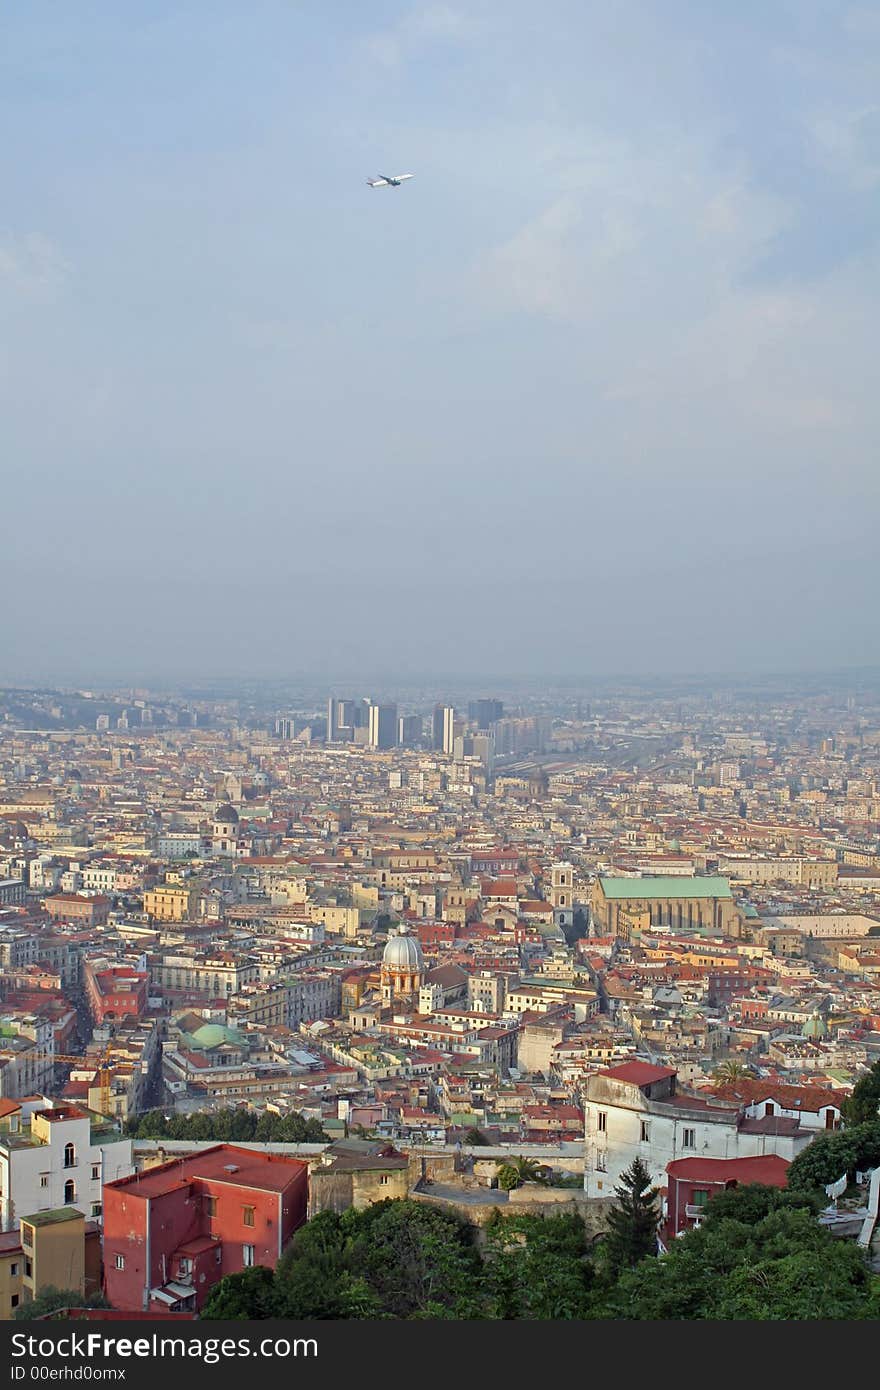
<box><xmin>1</xmin><ymin>1</ymin><xmax>878</xmax><ymax>684</ymax></box>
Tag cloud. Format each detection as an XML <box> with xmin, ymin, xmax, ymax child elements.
<box><xmin>0</xmin><ymin>233</ymin><xmax>69</xmax><ymax>300</ymax></box>
<box><xmin>808</xmin><ymin>106</ymin><xmax>880</xmax><ymax>192</ymax></box>
<box><xmin>361</xmin><ymin>4</ymin><xmax>476</xmax><ymax>69</ymax></box>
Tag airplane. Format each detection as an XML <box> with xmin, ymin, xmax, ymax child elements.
<box><xmin>366</xmin><ymin>173</ymin><xmax>415</xmax><ymax>188</ymax></box>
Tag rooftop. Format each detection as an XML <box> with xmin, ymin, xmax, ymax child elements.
<box><xmin>106</xmin><ymin>1143</ymin><xmax>307</xmax><ymax>1198</ymax></box>
<box><xmin>598</xmin><ymin>876</ymin><xmax>733</xmax><ymax>900</ymax></box>
<box><xmin>23</xmin><ymin>1207</ymin><xmax>85</xmax><ymax>1227</ymax></box>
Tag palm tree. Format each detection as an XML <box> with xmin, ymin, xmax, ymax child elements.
<box><xmin>711</xmin><ymin>1059</ymin><xmax>753</xmax><ymax>1085</ymax></box>
<box><xmin>495</xmin><ymin>1155</ymin><xmax>549</xmax><ymax>1190</ymax></box>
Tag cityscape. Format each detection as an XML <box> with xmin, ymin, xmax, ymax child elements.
<box><xmin>2</xmin><ymin>0</ymin><xmax>879</xmax><ymax>1337</ymax></box>
<box><xmin>0</xmin><ymin>671</ymin><xmax>878</xmax><ymax>1318</ymax></box>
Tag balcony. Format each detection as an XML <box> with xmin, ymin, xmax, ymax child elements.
<box><xmin>685</xmin><ymin>1205</ymin><xmax>706</xmax><ymax>1220</ymax></box>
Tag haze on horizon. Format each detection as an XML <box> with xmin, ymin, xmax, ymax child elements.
<box><xmin>1</xmin><ymin>2</ymin><xmax>878</xmax><ymax>684</ymax></box>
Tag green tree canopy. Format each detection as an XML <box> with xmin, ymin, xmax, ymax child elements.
<box><xmin>200</xmin><ymin>1265</ymin><xmax>281</xmax><ymax>1319</ymax></box>
<box><xmin>483</xmin><ymin>1212</ymin><xmax>594</xmax><ymax>1319</ymax></box>
<box><xmin>131</xmin><ymin>1107</ymin><xmax>327</xmax><ymax>1144</ymax></box>
<box><xmin>841</xmin><ymin>1060</ymin><xmax>880</xmax><ymax>1126</ymax></box>
<box><xmin>601</xmin><ymin>1199</ymin><xmax>877</xmax><ymax>1320</ymax></box>
<box><xmin>13</xmin><ymin>1287</ymin><xmax>109</xmax><ymax>1320</ymax></box>
<box><xmin>787</xmin><ymin>1120</ymin><xmax>880</xmax><ymax>1191</ymax></box>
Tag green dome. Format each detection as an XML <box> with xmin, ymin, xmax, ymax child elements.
<box><xmin>189</xmin><ymin>1023</ymin><xmax>244</xmax><ymax>1049</ymax></box>
<box><xmin>802</xmin><ymin>1011</ymin><xmax>828</xmax><ymax>1040</ymax></box>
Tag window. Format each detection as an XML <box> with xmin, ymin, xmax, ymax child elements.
<box><xmin>242</xmin><ymin>1244</ymin><xmax>255</xmax><ymax>1267</ymax></box>
<box><xmin>683</xmin><ymin>1128</ymin><xmax>696</xmax><ymax>1149</ymax></box>
<box><xmin>91</xmin><ymin>1164</ymin><xmax>100</xmax><ymax>1182</ymax></box>
<box><xmin>692</xmin><ymin>1189</ymin><xmax>709</xmax><ymax>1209</ymax></box>
<box><xmin>205</xmin><ymin>1196</ymin><xmax>217</xmax><ymax>1217</ymax></box>
<box><xmin>597</xmin><ymin>1111</ymin><xmax>607</xmax><ymax>1133</ymax></box>
<box><xmin>21</xmin><ymin>1227</ymin><xmax>32</xmax><ymax>1249</ymax></box>
<box><xmin>64</xmin><ymin>1180</ymin><xmax>76</xmax><ymax>1205</ymax></box>
<box><xmin>242</xmin><ymin>1205</ymin><xmax>255</xmax><ymax>1227</ymax></box>
<box><xmin>765</xmin><ymin>1102</ymin><xmax>775</xmax><ymax>1116</ymax></box>
<box><xmin>10</xmin><ymin>1295</ymin><xmax>18</xmax><ymax>1309</ymax></box>
<box><xmin>63</xmin><ymin>1143</ymin><xmax>76</xmax><ymax>1169</ymax></box>
<box><xmin>25</xmin><ymin>1261</ymin><xmax>32</xmax><ymax>1278</ymax></box>
<box><xmin>115</xmin><ymin>1254</ymin><xmax>125</xmax><ymax>1270</ymax></box>
<box><xmin>40</xmin><ymin>1176</ymin><xmax>49</xmax><ymax>1189</ymax></box>
<box><xmin>91</xmin><ymin>1203</ymin><xmax>102</xmax><ymax>1218</ymax></box>
<box><xmin>596</xmin><ymin>1154</ymin><xmax>606</xmax><ymax>1172</ymax></box>
<box><xmin>640</xmin><ymin>1121</ymin><xmax>651</xmax><ymax>1143</ymax></box>
<box><xmin>10</xmin><ymin>1263</ymin><xmax>18</xmax><ymax>1277</ymax></box>
<box><xmin>379</xmin><ymin>1174</ymin><xmax>390</xmax><ymax>1185</ymax></box>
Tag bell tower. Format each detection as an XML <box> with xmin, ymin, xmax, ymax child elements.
<box><xmin>549</xmin><ymin>862</ymin><xmax>574</xmax><ymax>930</ymax></box>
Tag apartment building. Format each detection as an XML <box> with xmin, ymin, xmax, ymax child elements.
<box><xmin>103</xmin><ymin>1145</ymin><xmax>308</xmax><ymax>1313</ymax></box>
<box><xmin>0</xmin><ymin>1100</ymin><xmax>133</xmax><ymax>1230</ymax></box>
<box><xmin>583</xmin><ymin>1062</ymin><xmax>814</xmax><ymax>1198</ymax></box>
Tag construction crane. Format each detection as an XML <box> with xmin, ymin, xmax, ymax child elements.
<box><xmin>53</xmin><ymin>1051</ymin><xmax>115</xmax><ymax>1119</ymax></box>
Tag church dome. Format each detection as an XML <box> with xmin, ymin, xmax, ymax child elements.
<box><xmin>382</xmin><ymin>925</ymin><xmax>424</xmax><ymax>971</ymax></box>
<box><xmin>802</xmin><ymin>1009</ymin><xmax>828</xmax><ymax>1040</ymax></box>
<box><xmin>214</xmin><ymin>803</ymin><xmax>239</xmax><ymax>824</ymax></box>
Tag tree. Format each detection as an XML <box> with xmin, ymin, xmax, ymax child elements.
<box><xmin>711</xmin><ymin>1059</ymin><xmax>754</xmax><ymax>1085</ymax></box>
<box><xmin>601</xmin><ymin>1195</ymin><xmax>877</xmax><ymax>1320</ymax></box>
<box><xmin>132</xmin><ymin>1107</ymin><xmax>327</xmax><ymax>1144</ymax></box>
<box><xmin>201</xmin><ymin>1266</ymin><xmax>280</xmax><ymax>1319</ymax></box>
<box><xmin>13</xmin><ymin>1287</ymin><xmax>109</xmax><ymax>1320</ymax></box>
<box><xmin>463</xmin><ymin>1127</ymin><xmax>491</xmax><ymax>1146</ymax></box>
<box><xmin>601</xmin><ymin>1158</ymin><xmax>660</xmax><ymax>1277</ymax></box>
<box><xmin>484</xmin><ymin>1213</ymin><xmax>594</xmax><ymax>1319</ymax></box>
<box><xmin>841</xmin><ymin>1060</ymin><xmax>880</xmax><ymax>1126</ymax></box>
<box><xmin>786</xmin><ymin>1120</ymin><xmax>880</xmax><ymax>1192</ymax></box>
<box><xmin>340</xmin><ymin>1199</ymin><xmax>483</xmax><ymax>1319</ymax></box>
<box><xmin>495</xmin><ymin>1156</ymin><xmax>548</xmax><ymax>1190</ymax></box>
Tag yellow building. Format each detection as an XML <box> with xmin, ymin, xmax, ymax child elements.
<box><xmin>0</xmin><ymin>1208</ymin><xmax>96</xmax><ymax>1318</ymax></box>
<box><xmin>144</xmin><ymin>884</ymin><xmax>199</xmax><ymax>922</ymax></box>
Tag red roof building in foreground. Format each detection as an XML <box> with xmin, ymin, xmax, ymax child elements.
<box><xmin>666</xmin><ymin>1154</ymin><xmax>790</xmax><ymax>1237</ymax></box>
<box><xmin>102</xmin><ymin>1144</ymin><xmax>308</xmax><ymax>1314</ymax></box>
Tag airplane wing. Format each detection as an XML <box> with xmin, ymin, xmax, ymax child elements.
<box><xmin>367</xmin><ymin>177</ymin><xmax>389</xmax><ymax>187</ymax></box>
<box><xmin>392</xmin><ymin>173</ymin><xmax>414</xmax><ymax>181</ymax></box>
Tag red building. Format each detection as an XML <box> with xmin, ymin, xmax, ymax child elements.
<box><xmin>665</xmin><ymin>1154</ymin><xmax>790</xmax><ymax>1237</ymax></box>
<box><xmin>84</xmin><ymin>961</ymin><xmax>149</xmax><ymax>1025</ymax></box>
<box><xmin>102</xmin><ymin>1144</ymin><xmax>309</xmax><ymax>1313</ymax></box>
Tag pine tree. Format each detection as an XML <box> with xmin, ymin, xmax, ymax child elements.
<box><xmin>602</xmin><ymin>1158</ymin><xmax>660</xmax><ymax>1277</ymax></box>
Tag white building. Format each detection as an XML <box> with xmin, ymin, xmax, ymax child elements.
<box><xmin>0</xmin><ymin>1099</ymin><xmax>133</xmax><ymax>1230</ymax></box>
<box><xmin>583</xmin><ymin>1061</ymin><xmax>814</xmax><ymax>1198</ymax></box>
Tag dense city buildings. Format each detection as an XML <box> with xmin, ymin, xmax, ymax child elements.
<box><xmin>0</xmin><ymin>673</ymin><xmax>879</xmax><ymax>1307</ymax></box>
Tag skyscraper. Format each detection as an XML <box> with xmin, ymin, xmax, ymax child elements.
<box><xmin>468</xmin><ymin>698</ymin><xmax>504</xmax><ymax>729</ymax></box>
<box><xmin>368</xmin><ymin>703</ymin><xmax>398</xmax><ymax>749</ymax></box>
<box><xmin>326</xmin><ymin>697</ymin><xmax>338</xmax><ymax>742</ymax></box>
<box><xmin>442</xmin><ymin>705</ymin><xmax>456</xmax><ymax>756</ymax></box>
<box><xmin>398</xmin><ymin>714</ymin><xmax>422</xmax><ymax>747</ymax></box>
<box><xmin>432</xmin><ymin>704</ymin><xmax>446</xmax><ymax>751</ymax></box>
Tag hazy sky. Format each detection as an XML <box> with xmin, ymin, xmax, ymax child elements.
<box><xmin>1</xmin><ymin>1</ymin><xmax>878</xmax><ymax>683</ymax></box>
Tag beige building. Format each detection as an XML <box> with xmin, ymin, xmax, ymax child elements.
<box><xmin>720</xmin><ymin>857</ymin><xmax>838</xmax><ymax>888</ymax></box>
<box><xmin>308</xmin><ymin>1140</ymin><xmax>410</xmax><ymax>1218</ymax></box>
<box><xmin>144</xmin><ymin>884</ymin><xmax>199</xmax><ymax>922</ymax></box>
<box><xmin>0</xmin><ymin>1207</ymin><xmax>100</xmax><ymax>1318</ymax></box>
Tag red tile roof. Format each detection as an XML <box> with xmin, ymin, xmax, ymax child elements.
<box><xmin>597</xmin><ymin>1061</ymin><xmax>676</xmax><ymax>1085</ymax></box>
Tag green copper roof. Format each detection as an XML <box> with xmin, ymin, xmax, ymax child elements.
<box><xmin>598</xmin><ymin>876</ymin><xmax>733</xmax><ymax>900</ymax></box>
<box><xmin>189</xmin><ymin>1023</ymin><xmax>246</xmax><ymax>1049</ymax></box>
